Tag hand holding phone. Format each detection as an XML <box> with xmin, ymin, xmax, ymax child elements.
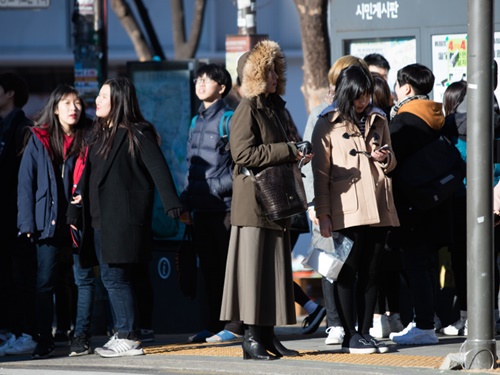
<box><xmin>378</xmin><ymin>144</ymin><xmax>390</xmax><ymax>152</ymax></box>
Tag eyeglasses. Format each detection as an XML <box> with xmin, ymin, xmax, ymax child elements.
<box><xmin>193</xmin><ymin>78</ymin><xmax>214</xmax><ymax>85</ymax></box>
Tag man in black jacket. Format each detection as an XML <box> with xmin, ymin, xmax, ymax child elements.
<box><xmin>0</xmin><ymin>72</ymin><xmax>38</xmax><ymax>356</ymax></box>
<box><xmin>388</xmin><ymin>63</ymin><xmax>450</xmax><ymax>346</ymax></box>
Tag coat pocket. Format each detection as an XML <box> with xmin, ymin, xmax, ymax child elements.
<box><xmin>330</xmin><ymin>175</ymin><xmax>358</xmax><ymax>216</ymax></box>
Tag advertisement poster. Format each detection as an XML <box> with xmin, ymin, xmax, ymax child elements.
<box><xmin>432</xmin><ymin>32</ymin><xmax>500</xmax><ymax>101</ymax></box>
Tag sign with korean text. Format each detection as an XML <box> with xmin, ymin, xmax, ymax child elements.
<box><xmin>0</xmin><ymin>0</ymin><xmax>50</xmax><ymax>8</ymax></box>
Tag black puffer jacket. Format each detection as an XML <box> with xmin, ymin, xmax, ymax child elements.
<box><xmin>180</xmin><ymin>99</ymin><xmax>233</xmax><ymax>212</ymax></box>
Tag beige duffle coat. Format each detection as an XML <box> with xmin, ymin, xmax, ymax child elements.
<box><xmin>312</xmin><ymin>107</ymin><xmax>400</xmax><ymax>231</ymax></box>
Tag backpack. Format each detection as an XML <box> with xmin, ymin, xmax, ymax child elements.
<box><xmin>394</xmin><ymin>135</ymin><xmax>466</xmax><ymax>211</ymax></box>
<box><xmin>190</xmin><ymin>109</ymin><xmax>234</xmax><ymax>150</ymax></box>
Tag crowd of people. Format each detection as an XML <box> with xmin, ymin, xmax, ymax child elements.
<box><xmin>0</xmin><ymin>39</ymin><xmax>499</xmax><ymax>360</ymax></box>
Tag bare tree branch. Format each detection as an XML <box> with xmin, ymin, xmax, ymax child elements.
<box><xmin>294</xmin><ymin>0</ymin><xmax>330</xmax><ymax>114</ymax></box>
<box><xmin>171</xmin><ymin>0</ymin><xmax>206</xmax><ymax>59</ymax></box>
<box><xmin>110</xmin><ymin>0</ymin><xmax>153</xmax><ymax>61</ymax></box>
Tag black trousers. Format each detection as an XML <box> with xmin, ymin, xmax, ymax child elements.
<box><xmin>193</xmin><ymin>211</ymin><xmax>231</xmax><ymax>333</ymax></box>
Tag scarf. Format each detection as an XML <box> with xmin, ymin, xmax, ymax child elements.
<box><xmin>390</xmin><ymin>94</ymin><xmax>428</xmax><ymax>120</ymax></box>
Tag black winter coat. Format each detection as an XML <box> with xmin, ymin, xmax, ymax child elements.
<box><xmin>0</xmin><ymin>109</ymin><xmax>32</xmax><ymax>240</ymax></box>
<box><xmin>68</xmin><ymin>124</ymin><xmax>182</xmax><ymax>267</ymax></box>
<box><xmin>390</xmin><ymin>99</ymin><xmax>453</xmax><ymax>248</ymax></box>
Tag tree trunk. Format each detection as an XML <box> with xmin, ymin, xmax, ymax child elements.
<box><xmin>293</xmin><ymin>0</ymin><xmax>330</xmax><ymax>115</ymax></box>
<box><xmin>171</xmin><ymin>0</ymin><xmax>206</xmax><ymax>59</ymax></box>
<box><xmin>110</xmin><ymin>0</ymin><xmax>153</xmax><ymax>61</ymax></box>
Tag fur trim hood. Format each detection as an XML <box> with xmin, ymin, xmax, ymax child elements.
<box><xmin>241</xmin><ymin>40</ymin><xmax>286</xmax><ymax>98</ymax></box>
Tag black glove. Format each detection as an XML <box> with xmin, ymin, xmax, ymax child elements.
<box><xmin>167</xmin><ymin>207</ymin><xmax>183</xmax><ymax>219</ymax></box>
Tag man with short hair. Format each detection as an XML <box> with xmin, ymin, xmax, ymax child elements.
<box><xmin>388</xmin><ymin>63</ymin><xmax>451</xmax><ymax>346</ymax></box>
<box><xmin>364</xmin><ymin>53</ymin><xmax>391</xmax><ymax>81</ymax></box>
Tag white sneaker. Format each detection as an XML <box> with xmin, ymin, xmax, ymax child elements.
<box><xmin>387</xmin><ymin>313</ymin><xmax>404</xmax><ymax>333</ymax></box>
<box><xmin>389</xmin><ymin>322</ymin><xmax>415</xmax><ymax>341</ymax></box>
<box><xmin>441</xmin><ymin>311</ymin><xmax>467</xmax><ymax>336</ymax></box>
<box><xmin>97</xmin><ymin>338</ymin><xmax>144</xmax><ymax>358</ymax></box>
<box><xmin>325</xmin><ymin>326</ymin><xmax>345</xmax><ymax>345</ymax></box>
<box><xmin>5</xmin><ymin>333</ymin><xmax>37</xmax><ymax>355</ymax></box>
<box><xmin>390</xmin><ymin>325</ymin><xmax>439</xmax><ymax>345</ymax></box>
<box><xmin>369</xmin><ymin>315</ymin><xmax>390</xmax><ymax>338</ymax></box>
<box><xmin>94</xmin><ymin>333</ymin><xmax>118</xmax><ymax>355</ymax></box>
<box><xmin>0</xmin><ymin>334</ymin><xmax>16</xmax><ymax>356</ymax></box>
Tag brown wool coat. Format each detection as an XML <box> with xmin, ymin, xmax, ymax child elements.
<box><xmin>230</xmin><ymin>41</ymin><xmax>297</xmax><ymax>230</ymax></box>
<box><xmin>221</xmin><ymin>40</ymin><xmax>297</xmax><ymax>326</ymax></box>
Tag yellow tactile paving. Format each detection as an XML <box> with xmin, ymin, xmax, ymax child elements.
<box><xmin>143</xmin><ymin>342</ymin><xmax>445</xmax><ymax>369</ymax></box>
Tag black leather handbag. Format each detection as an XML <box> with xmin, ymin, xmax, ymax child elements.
<box><xmin>251</xmin><ymin>162</ymin><xmax>308</xmax><ymax>221</ymax></box>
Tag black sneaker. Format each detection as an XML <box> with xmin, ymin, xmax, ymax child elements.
<box><xmin>341</xmin><ymin>333</ymin><xmax>376</xmax><ymax>354</ymax></box>
<box><xmin>32</xmin><ymin>339</ymin><xmax>55</xmax><ymax>359</ymax></box>
<box><xmin>69</xmin><ymin>335</ymin><xmax>91</xmax><ymax>357</ymax></box>
<box><xmin>363</xmin><ymin>333</ymin><xmax>389</xmax><ymax>353</ymax></box>
<box><xmin>301</xmin><ymin>305</ymin><xmax>327</xmax><ymax>334</ymax></box>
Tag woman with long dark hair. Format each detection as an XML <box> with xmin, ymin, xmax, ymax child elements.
<box><xmin>68</xmin><ymin>77</ymin><xmax>182</xmax><ymax>358</ymax></box>
<box><xmin>312</xmin><ymin>65</ymin><xmax>399</xmax><ymax>354</ymax></box>
<box><xmin>18</xmin><ymin>84</ymin><xmax>88</xmax><ymax>358</ymax></box>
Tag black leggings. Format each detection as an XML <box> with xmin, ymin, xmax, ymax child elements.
<box><xmin>334</xmin><ymin>226</ymin><xmax>388</xmax><ymax>337</ymax></box>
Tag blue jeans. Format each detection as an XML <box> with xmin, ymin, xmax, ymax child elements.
<box><xmin>94</xmin><ymin>230</ymin><xmax>136</xmax><ymax>338</ymax></box>
<box><xmin>73</xmin><ymin>254</ymin><xmax>95</xmax><ymax>338</ymax></box>
<box><xmin>35</xmin><ymin>240</ymin><xmax>60</xmax><ymax>340</ymax></box>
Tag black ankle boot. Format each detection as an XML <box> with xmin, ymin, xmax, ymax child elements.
<box><xmin>242</xmin><ymin>325</ymin><xmax>277</xmax><ymax>360</ymax></box>
<box><xmin>262</xmin><ymin>326</ymin><xmax>299</xmax><ymax>357</ymax></box>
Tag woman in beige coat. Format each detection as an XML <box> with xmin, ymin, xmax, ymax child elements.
<box><xmin>220</xmin><ymin>40</ymin><xmax>309</xmax><ymax>360</ymax></box>
<box><xmin>312</xmin><ymin>65</ymin><xmax>399</xmax><ymax>354</ymax></box>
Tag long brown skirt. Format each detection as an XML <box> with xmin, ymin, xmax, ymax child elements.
<box><xmin>220</xmin><ymin>225</ymin><xmax>296</xmax><ymax>326</ymax></box>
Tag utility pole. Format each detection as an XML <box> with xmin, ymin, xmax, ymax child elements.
<box><xmin>225</xmin><ymin>0</ymin><xmax>266</xmax><ymax>84</ymax></box>
<box><xmin>237</xmin><ymin>0</ymin><xmax>256</xmax><ymax>35</ymax></box>
<box><xmin>465</xmin><ymin>0</ymin><xmax>497</xmax><ymax>369</ymax></box>
<box><xmin>73</xmin><ymin>0</ymin><xmax>108</xmax><ymax>111</ymax></box>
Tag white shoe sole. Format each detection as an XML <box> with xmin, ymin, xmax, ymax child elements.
<box><xmin>98</xmin><ymin>348</ymin><xmax>144</xmax><ymax>358</ymax></box>
<box><xmin>342</xmin><ymin>346</ymin><xmax>376</xmax><ymax>354</ymax></box>
<box><xmin>392</xmin><ymin>336</ymin><xmax>439</xmax><ymax>345</ymax></box>
<box><xmin>325</xmin><ymin>337</ymin><xmax>343</xmax><ymax>345</ymax></box>
<box><xmin>69</xmin><ymin>349</ymin><xmax>90</xmax><ymax>357</ymax></box>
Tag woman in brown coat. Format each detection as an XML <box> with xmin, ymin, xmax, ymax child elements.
<box><xmin>312</xmin><ymin>65</ymin><xmax>399</xmax><ymax>354</ymax></box>
<box><xmin>220</xmin><ymin>40</ymin><xmax>309</xmax><ymax>360</ymax></box>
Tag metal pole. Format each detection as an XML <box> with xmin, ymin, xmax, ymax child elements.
<box><xmin>73</xmin><ymin>0</ymin><xmax>107</xmax><ymax>111</ymax></box>
<box><xmin>465</xmin><ymin>0</ymin><xmax>497</xmax><ymax>369</ymax></box>
<box><xmin>237</xmin><ymin>0</ymin><xmax>256</xmax><ymax>35</ymax></box>
<box><xmin>95</xmin><ymin>0</ymin><xmax>108</xmax><ymax>83</ymax></box>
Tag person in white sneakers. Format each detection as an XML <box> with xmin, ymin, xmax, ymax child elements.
<box><xmin>303</xmin><ymin>56</ymin><xmax>370</xmax><ymax>347</ymax></box>
<box><xmin>67</xmin><ymin>78</ymin><xmax>183</xmax><ymax>358</ymax></box>
<box><xmin>388</xmin><ymin>63</ymin><xmax>451</xmax><ymax>346</ymax></box>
